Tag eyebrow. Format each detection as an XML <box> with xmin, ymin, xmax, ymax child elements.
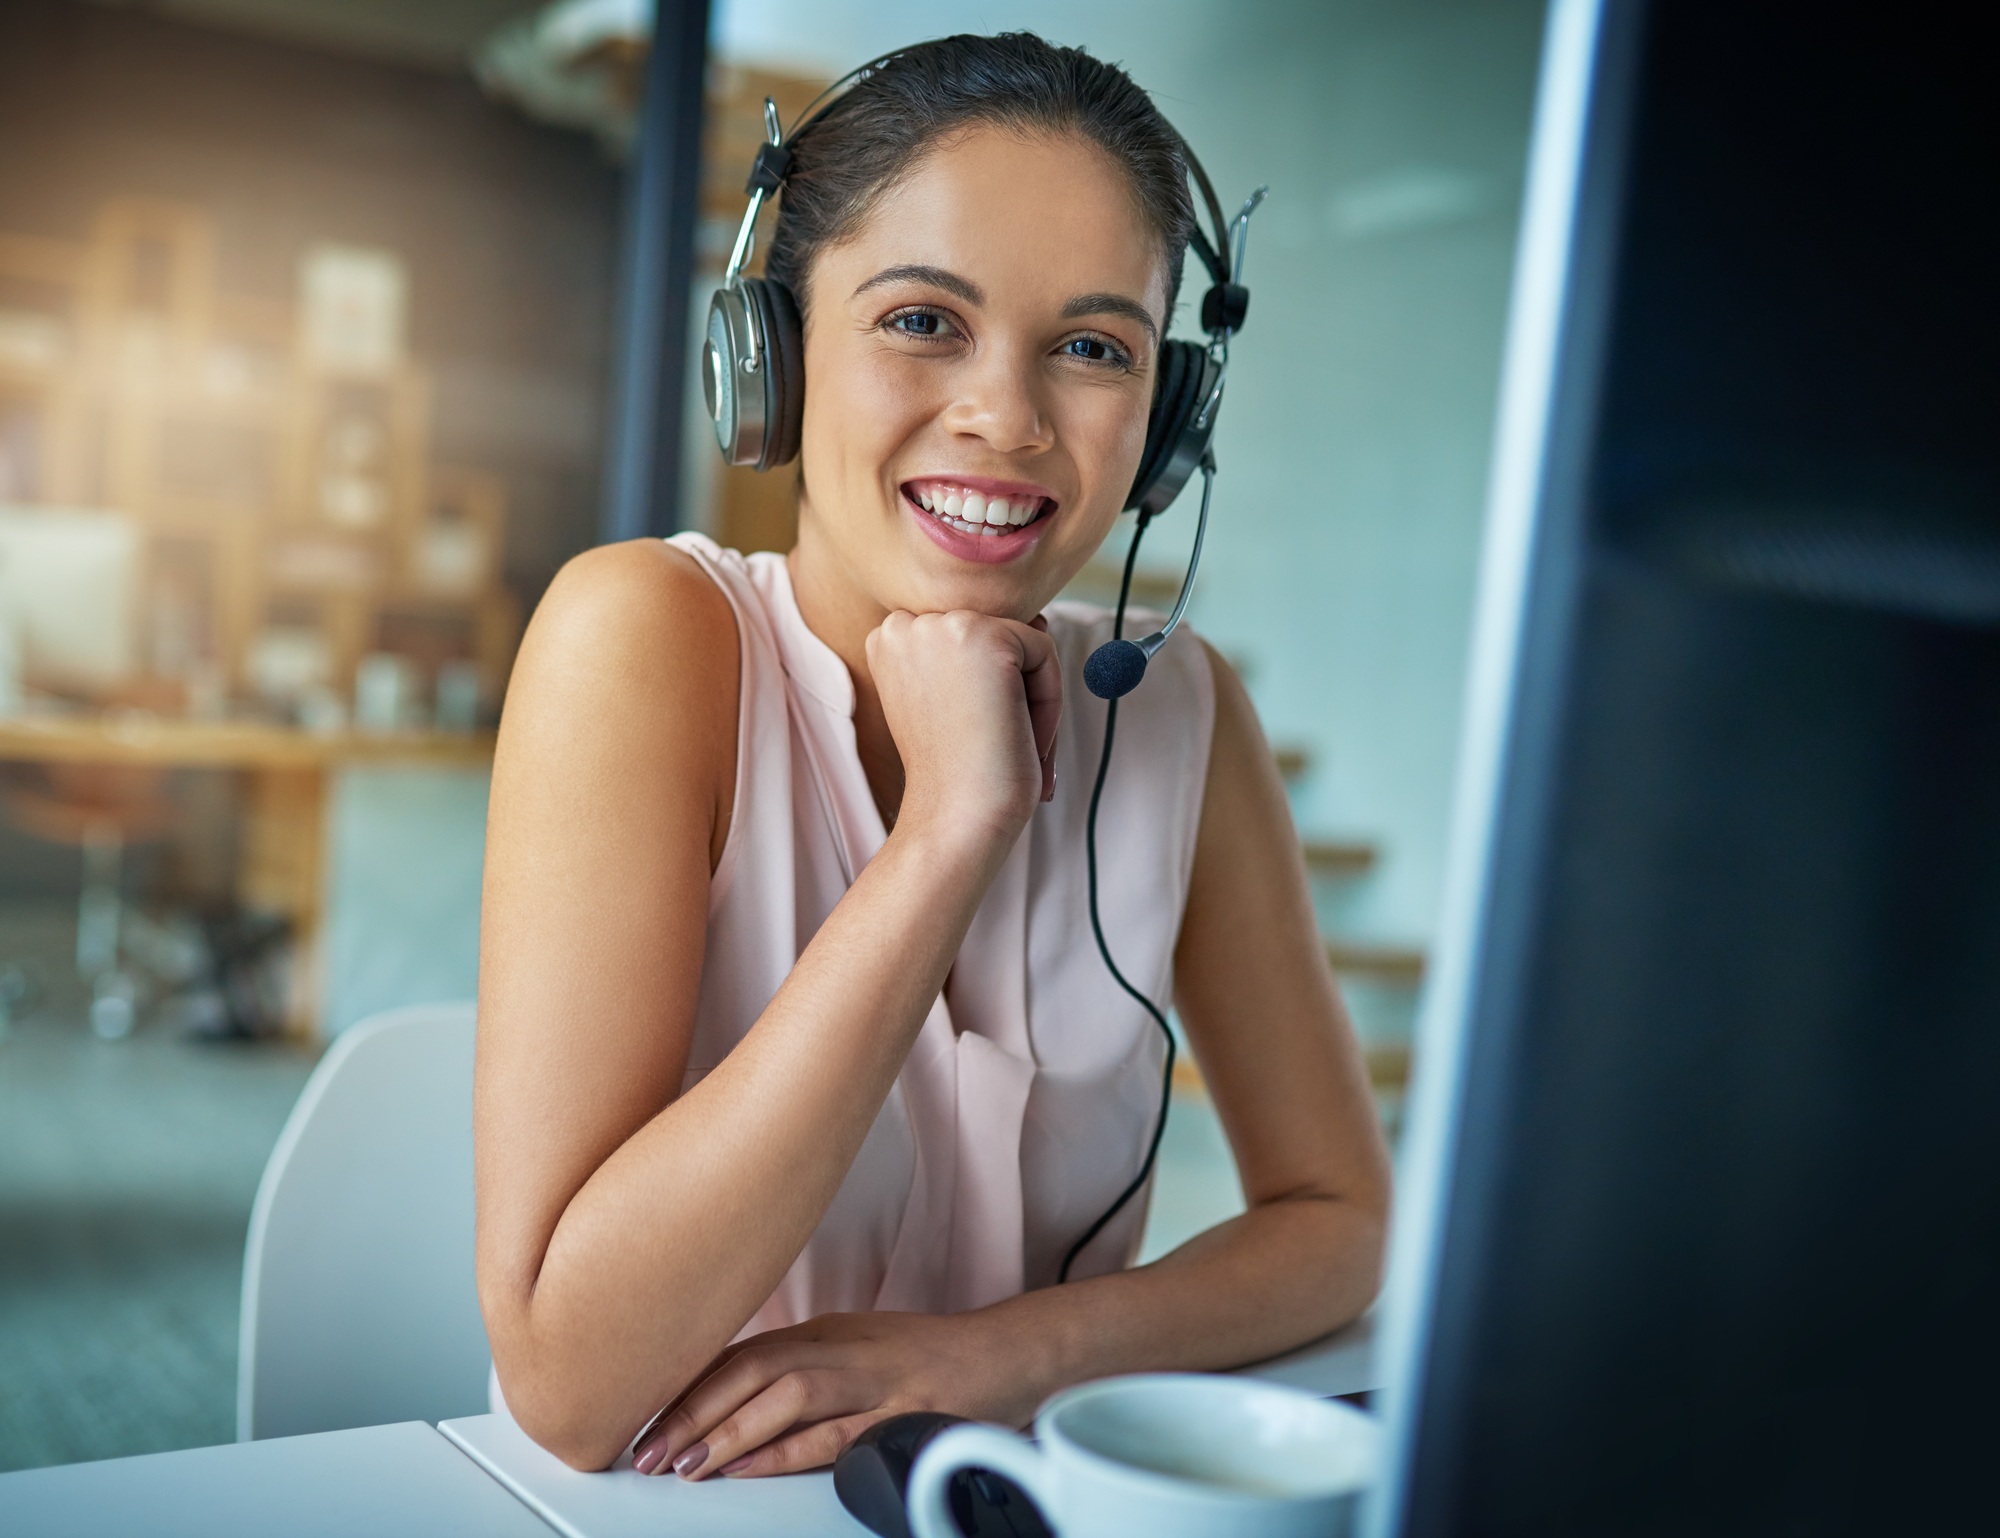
<box><xmin>852</xmin><ymin>264</ymin><xmax>984</xmax><ymax>306</ymax></box>
<box><xmin>1061</xmin><ymin>292</ymin><xmax>1160</xmax><ymax>346</ymax></box>
<box><xmin>852</xmin><ymin>265</ymin><xmax>1161</xmax><ymax>346</ymax></box>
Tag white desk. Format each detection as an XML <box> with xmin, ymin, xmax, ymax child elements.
<box><xmin>0</xmin><ymin>1421</ymin><xmax>555</xmax><ymax>1538</ymax></box>
<box><xmin>442</xmin><ymin>1413</ymin><xmax>869</xmax><ymax>1538</ymax></box>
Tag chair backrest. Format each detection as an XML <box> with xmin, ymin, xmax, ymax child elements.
<box><xmin>238</xmin><ymin>1001</ymin><xmax>491</xmax><ymax>1440</ymax></box>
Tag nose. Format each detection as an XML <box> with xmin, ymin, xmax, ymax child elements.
<box><xmin>938</xmin><ymin>342</ymin><xmax>1055</xmax><ymax>456</ymax></box>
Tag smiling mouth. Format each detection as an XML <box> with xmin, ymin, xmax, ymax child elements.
<box><xmin>902</xmin><ymin>480</ymin><xmax>1055</xmax><ymax>539</ymax></box>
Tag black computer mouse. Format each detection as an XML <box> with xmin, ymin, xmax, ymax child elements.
<box><xmin>833</xmin><ymin>1412</ymin><xmax>1053</xmax><ymax>1538</ymax></box>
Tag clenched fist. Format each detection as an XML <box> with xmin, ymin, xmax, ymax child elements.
<box><xmin>864</xmin><ymin>610</ymin><xmax>1062</xmax><ymax>851</ymax></box>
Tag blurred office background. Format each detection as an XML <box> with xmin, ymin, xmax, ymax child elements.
<box><xmin>0</xmin><ymin>0</ymin><xmax>1541</xmax><ymax>1471</ymax></box>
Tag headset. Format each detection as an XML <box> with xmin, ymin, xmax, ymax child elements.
<box><xmin>702</xmin><ymin>49</ymin><xmax>1265</xmax><ymax>1284</ymax></box>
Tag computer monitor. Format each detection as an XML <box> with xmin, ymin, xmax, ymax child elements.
<box><xmin>0</xmin><ymin>506</ymin><xmax>140</xmax><ymax>693</ymax></box>
<box><xmin>1371</xmin><ymin>2</ymin><xmax>1997</xmax><ymax>1533</ymax></box>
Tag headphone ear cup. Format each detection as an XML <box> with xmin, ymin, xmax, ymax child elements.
<box><xmin>743</xmin><ymin>277</ymin><xmax>805</xmax><ymax>471</ymax></box>
<box><xmin>704</xmin><ymin>283</ymin><xmax>759</xmax><ymax>467</ymax></box>
<box><xmin>1126</xmin><ymin>340</ymin><xmax>1216</xmax><ymax>515</ymax></box>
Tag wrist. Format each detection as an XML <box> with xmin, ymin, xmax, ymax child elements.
<box><xmin>966</xmin><ymin>1292</ymin><xmax>1081</xmax><ymax>1422</ymax></box>
<box><xmin>889</xmin><ymin>793</ymin><xmax>1027</xmax><ymax>871</ymax></box>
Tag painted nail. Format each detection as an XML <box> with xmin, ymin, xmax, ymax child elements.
<box><xmin>721</xmin><ymin>1454</ymin><xmax>755</xmax><ymax>1476</ymax></box>
<box><xmin>672</xmin><ymin>1441</ymin><xmax>709</xmax><ymax>1478</ymax></box>
<box><xmin>632</xmin><ymin>1439</ymin><xmax>668</xmax><ymax>1475</ymax></box>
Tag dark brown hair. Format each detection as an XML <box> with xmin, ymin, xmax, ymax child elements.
<box><xmin>765</xmin><ymin>33</ymin><xmax>1196</xmax><ymax>321</ymax></box>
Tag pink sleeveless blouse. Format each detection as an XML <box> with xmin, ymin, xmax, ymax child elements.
<box><xmin>670</xmin><ymin>533</ymin><xmax>1217</xmax><ymax>1328</ymax></box>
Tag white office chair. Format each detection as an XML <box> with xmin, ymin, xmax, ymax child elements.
<box><xmin>238</xmin><ymin>1001</ymin><xmax>493</xmax><ymax>1440</ymax></box>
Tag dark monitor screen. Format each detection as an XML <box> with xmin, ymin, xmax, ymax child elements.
<box><xmin>1372</xmin><ymin>2</ymin><xmax>1999</xmax><ymax>1533</ymax></box>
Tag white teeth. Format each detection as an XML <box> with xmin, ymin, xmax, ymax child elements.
<box><xmin>911</xmin><ymin>483</ymin><xmax>1047</xmax><ymax>535</ymax></box>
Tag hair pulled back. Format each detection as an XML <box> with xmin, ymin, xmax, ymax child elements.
<box><xmin>765</xmin><ymin>33</ymin><xmax>1197</xmax><ymax>322</ymax></box>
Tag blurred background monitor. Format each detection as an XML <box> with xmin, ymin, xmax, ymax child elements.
<box><xmin>1373</xmin><ymin>1</ymin><xmax>1999</xmax><ymax>1533</ymax></box>
<box><xmin>0</xmin><ymin>506</ymin><xmax>139</xmax><ymax>693</ymax></box>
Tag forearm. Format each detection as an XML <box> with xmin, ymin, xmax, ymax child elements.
<box><xmin>975</xmin><ymin>1192</ymin><xmax>1386</xmax><ymax>1421</ymax></box>
<box><xmin>494</xmin><ymin>822</ymin><xmax>1007</xmax><ymax>1466</ymax></box>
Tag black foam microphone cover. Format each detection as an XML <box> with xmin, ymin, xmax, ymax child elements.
<box><xmin>1084</xmin><ymin>639</ymin><xmax>1148</xmax><ymax>700</ymax></box>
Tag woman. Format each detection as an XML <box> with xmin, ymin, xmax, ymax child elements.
<box><xmin>475</xmin><ymin>32</ymin><xmax>1390</xmax><ymax>1479</ymax></box>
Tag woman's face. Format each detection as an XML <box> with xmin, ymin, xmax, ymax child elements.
<box><xmin>794</xmin><ymin>126</ymin><xmax>1169</xmax><ymax>623</ymax></box>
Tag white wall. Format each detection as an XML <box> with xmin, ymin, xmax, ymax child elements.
<box><xmin>714</xmin><ymin>0</ymin><xmax>1547</xmax><ymax>945</ymax></box>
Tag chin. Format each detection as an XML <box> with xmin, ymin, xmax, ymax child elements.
<box><xmin>901</xmin><ymin>567</ymin><xmax>1049</xmax><ymax>621</ymax></box>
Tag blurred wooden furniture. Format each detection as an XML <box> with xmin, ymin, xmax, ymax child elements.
<box><xmin>0</xmin><ymin>198</ymin><xmax>522</xmax><ymax>717</ymax></box>
<box><xmin>0</xmin><ymin>758</ymin><xmax>179</xmax><ymax>1037</ymax></box>
<box><xmin>0</xmin><ymin>714</ymin><xmax>493</xmax><ymax>1040</ymax></box>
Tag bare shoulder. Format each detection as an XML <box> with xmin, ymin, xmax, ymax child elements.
<box><xmin>519</xmin><ymin>539</ymin><xmax>736</xmax><ymax>689</ymax></box>
<box><xmin>495</xmin><ymin>539</ymin><xmax>740</xmax><ymax>822</ymax></box>
<box><xmin>1194</xmin><ymin>638</ymin><xmax>1277</xmax><ymax>789</ymax></box>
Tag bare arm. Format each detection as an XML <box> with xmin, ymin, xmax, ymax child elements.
<box><xmin>637</xmin><ymin>641</ymin><xmax>1392</xmax><ymax>1478</ymax></box>
<box><xmin>475</xmin><ymin>543</ymin><xmax>1059</xmax><ymax>1469</ymax></box>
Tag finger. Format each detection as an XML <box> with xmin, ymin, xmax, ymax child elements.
<box><xmin>634</xmin><ymin>1342</ymin><xmax>816</xmax><ymax>1475</ymax></box>
<box><xmin>1029</xmin><ymin>610</ymin><xmax>1058</xmax><ymax>795</ymax></box>
<box><xmin>635</xmin><ymin>1312</ymin><xmax>851</xmax><ymax>1460</ymax></box>
<box><xmin>633</xmin><ymin>1340</ymin><xmax>740</xmax><ymax>1457</ymax></box>
<box><xmin>865</xmin><ymin>610</ymin><xmax>912</xmax><ymax>666</ymax></box>
<box><xmin>718</xmin><ymin>1411</ymin><xmax>883</xmax><ymax>1479</ymax></box>
<box><xmin>682</xmin><ymin>1369</ymin><xmax>869</xmax><ymax>1482</ymax></box>
<box><xmin>1007</xmin><ymin>621</ymin><xmax>1064</xmax><ymax>785</ymax></box>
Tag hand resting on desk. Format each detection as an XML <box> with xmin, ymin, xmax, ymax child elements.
<box><xmin>629</xmin><ymin>1309</ymin><xmax>1033</xmax><ymax>1481</ymax></box>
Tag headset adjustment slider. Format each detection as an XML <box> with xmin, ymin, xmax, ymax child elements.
<box><xmin>745</xmin><ymin>141</ymin><xmax>792</xmax><ymax>198</ymax></box>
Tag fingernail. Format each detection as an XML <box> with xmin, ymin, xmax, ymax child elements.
<box><xmin>672</xmin><ymin>1441</ymin><xmax>708</xmax><ymax>1478</ymax></box>
<box><xmin>632</xmin><ymin>1439</ymin><xmax>668</xmax><ymax>1475</ymax></box>
<box><xmin>721</xmin><ymin>1454</ymin><xmax>754</xmax><ymax>1476</ymax></box>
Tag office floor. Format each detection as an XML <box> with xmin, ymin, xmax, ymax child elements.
<box><xmin>0</xmin><ymin>899</ymin><xmax>1250</xmax><ymax>1474</ymax></box>
<box><xmin>0</xmin><ymin>903</ymin><xmax>317</xmax><ymax>1472</ymax></box>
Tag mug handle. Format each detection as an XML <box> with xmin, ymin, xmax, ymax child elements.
<box><xmin>907</xmin><ymin>1423</ymin><xmax>1058</xmax><ymax>1538</ymax></box>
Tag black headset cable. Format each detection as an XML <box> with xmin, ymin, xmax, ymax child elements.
<box><xmin>1057</xmin><ymin>509</ymin><xmax>1180</xmax><ymax>1285</ymax></box>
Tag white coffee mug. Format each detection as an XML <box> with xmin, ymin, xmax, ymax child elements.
<box><xmin>907</xmin><ymin>1373</ymin><xmax>1379</xmax><ymax>1538</ymax></box>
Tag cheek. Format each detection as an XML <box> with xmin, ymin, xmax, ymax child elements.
<box><xmin>801</xmin><ymin>337</ymin><xmax>933</xmax><ymax>473</ymax></box>
<box><xmin>1060</xmin><ymin>385</ymin><xmax>1151</xmax><ymax>503</ymax></box>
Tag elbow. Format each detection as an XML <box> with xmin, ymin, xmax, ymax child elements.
<box><xmin>525</xmin><ymin>1417</ymin><xmax>629</xmax><ymax>1475</ymax></box>
<box><xmin>495</xmin><ymin>1357</ymin><xmax>635</xmax><ymax>1473</ymax></box>
<box><xmin>476</xmin><ymin>1248</ymin><xmax>719</xmax><ymax>1471</ymax></box>
<box><xmin>1286</xmin><ymin>1183</ymin><xmax>1391</xmax><ymax>1318</ymax></box>
<box><xmin>1336</xmin><ymin>1181</ymin><xmax>1392</xmax><ymax>1302</ymax></box>
<box><xmin>482</xmin><ymin>1289</ymin><xmax>642</xmax><ymax>1473</ymax></box>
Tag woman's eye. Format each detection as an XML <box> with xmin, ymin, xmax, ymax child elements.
<box><xmin>1061</xmin><ymin>336</ymin><xmax>1130</xmax><ymax>367</ymax></box>
<box><xmin>887</xmin><ymin>309</ymin><xmax>954</xmax><ymax>340</ymax></box>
